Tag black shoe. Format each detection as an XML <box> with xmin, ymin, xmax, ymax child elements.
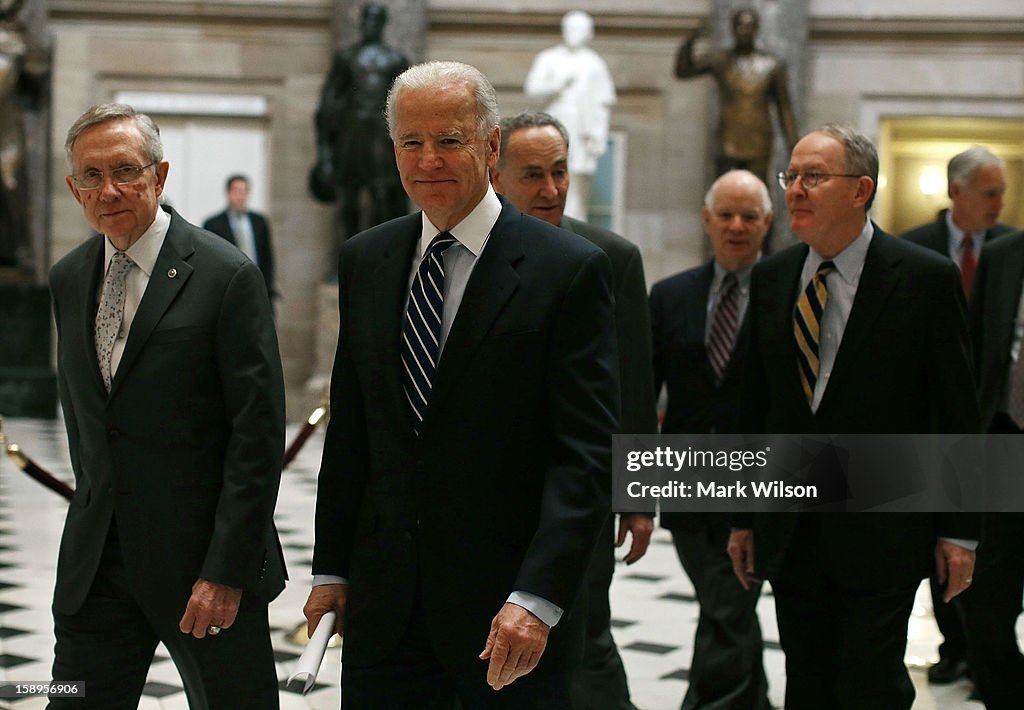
<box><xmin>928</xmin><ymin>657</ymin><xmax>969</xmax><ymax>684</ymax></box>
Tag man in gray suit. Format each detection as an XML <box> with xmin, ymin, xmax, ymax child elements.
<box><xmin>49</xmin><ymin>103</ymin><xmax>286</xmax><ymax>708</ymax></box>
<box><xmin>492</xmin><ymin>111</ymin><xmax>657</xmax><ymax>710</ymax></box>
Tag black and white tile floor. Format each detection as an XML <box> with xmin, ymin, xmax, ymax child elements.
<box><xmin>0</xmin><ymin>416</ymin><xmax>1016</xmax><ymax>709</ymax></box>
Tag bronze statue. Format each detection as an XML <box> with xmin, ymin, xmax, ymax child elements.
<box><xmin>0</xmin><ymin>0</ymin><xmax>43</xmax><ymax>269</ymax></box>
<box><xmin>675</xmin><ymin>7</ymin><xmax>797</xmax><ymax>185</ymax></box>
<box><xmin>310</xmin><ymin>2</ymin><xmax>409</xmax><ymax>257</ymax></box>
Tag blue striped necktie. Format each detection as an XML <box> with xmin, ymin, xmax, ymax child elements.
<box><xmin>401</xmin><ymin>232</ymin><xmax>457</xmax><ymax>434</ymax></box>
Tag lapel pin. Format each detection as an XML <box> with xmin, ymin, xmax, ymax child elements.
<box><xmin>167</xmin><ymin>268</ymin><xmax>177</xmax><ymax>279</ymax></box>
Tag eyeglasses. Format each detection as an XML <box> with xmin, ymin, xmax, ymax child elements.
<box><xmin>71</xmin><ymin>162</ymin><xmax>157</xmax><ymax>190</ymax></box>
<box><xmin>777</xmin><ymin>171</ymin><xmax>861</xmax><ymax>190</ymax></box>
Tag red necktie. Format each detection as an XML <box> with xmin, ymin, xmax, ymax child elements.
<box><xmin>960</xmin><ymin>235</ymin><xmax>976</xmax><ymax>297</ymax></box>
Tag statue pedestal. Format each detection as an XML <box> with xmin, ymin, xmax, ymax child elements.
<box><xmin>0</xmin><ymin>282</ymin><xmax>57</xmax><ymax>418</ymax></box>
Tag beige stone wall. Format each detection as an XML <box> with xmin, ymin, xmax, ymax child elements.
<box><xmin>43</xmin><ymin>0</ymin><xmax>1024</xmax><ymax>420</ymax></box>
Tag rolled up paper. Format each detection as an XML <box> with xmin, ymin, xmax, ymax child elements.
<box><xmin>287</xmin><ymin>611</ymin><xmax>338</xmax><ymax>694</ymax></box>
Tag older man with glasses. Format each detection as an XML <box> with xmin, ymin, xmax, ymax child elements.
<box><xmin>729</xmin><ymin>124</ymin><xmax>979</xmax><ymax>709</ymax></box>
<box><xmin>49</xmin><ymin>103</ymin><xmax>286</xmax><ymax>709</ymax></box>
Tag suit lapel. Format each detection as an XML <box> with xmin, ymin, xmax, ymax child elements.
<box><xmin>426</xmin><ymin>205</ymin><xmax>523</xmax><ymax>423</ymax></box>
<box><xmin>370</xmin><ymin>216</ymin><xmax>421</xmax><ymax>432</ymax></box>
<box><xmin>989</xmin><ymin>239</ymin><xmax>1024</xmax><ymax>361</ymax></box>
<box><xmin>818</xmin><ymin>231</ymin><xmax>899</xmax><ymax>413</ymax></box>
<box><xmin>76</xmin><ymin>237</ymin><xmax>108</xmax><ymax>394</ymax></box>
<box><xmin>110</xmin><ymin>212</ymin><xmax>194</xmax><ymax>398</ymax></box>
<box><xmin>759</xmin><ymin>245</ymin><xmax>809</xmax><ymax>411</ymax></box>
<box><xmin>688</xmin><ymin>263</ymin><xmax>716</xmax><ymax>379</ymax></box>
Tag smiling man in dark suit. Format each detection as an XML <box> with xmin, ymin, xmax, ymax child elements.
<box><xmin>651</xmin><ymin>169</ymin><xmax>772</xmax><ymax>710</ymax></box>
<box><xmin>49</xmin><ymin>104</ymin><xmax>286</xmax><ymax>708</ymax></box>
<box><xmin>302</xmin><ymin>62</ymin><xmax>619</xmax><ymax>708</ymax></box>
<box><xmin>727</xmin><ymin>124</ymin><xmax>980</xmax><ymax>709</ymax></box>
<box><xmin>202</xmin><ymin>174</ymin><xmax>277</xmax><ymax>302</ymax></box>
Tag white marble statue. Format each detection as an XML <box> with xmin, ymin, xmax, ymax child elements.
<box><xmin>524</xmin><ymin>10</ymin><xmax>616</xmax><ymax>221</ymax></box>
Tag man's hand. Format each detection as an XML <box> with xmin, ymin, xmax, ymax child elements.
<box><xmin>178</xmin><ymin>579</ymin><xmax>242</xmax><ymax>639</ymax></box>
<box><xmin>303</xmin><ymin>584</ymin><xmax>347</xmax><ymax>639</ymax></box>
<box><xmin>727</xmin><ymin>529</ymin><xmax>757</xmax><ymax>590</ymax></box>
<box><xmin>616</xmin><ymin>513</ymin><xmax>653</xmax><ymax>564</ymax></box>
<box><xmin>934</xmin><ymin>540</ymin><xmax>976</xmax><ymax>603</ymax></box>
<box><xmin>479</xmin><ymin>602</ymin><xmax>550</xmax><ymax>690</ymax></box>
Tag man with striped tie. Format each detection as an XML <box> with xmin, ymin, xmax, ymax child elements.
<box><xmin>650</xmin><ymin>169</ymin><xmax>773</xmax><ymax>710</ymax></box>
<box><xmin>303</xmin><ymin>61</ymin><xmax>619</xmax><ymax>707</ymax></box>
<box><xmin>727</xmin><ymin>124</ymin><xmax>980</xmax><ymax>709</ymax></box>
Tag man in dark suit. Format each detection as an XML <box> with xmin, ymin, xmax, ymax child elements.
<box><xmin>963</xmin><ymin>231</ymin><xmax>1024</xmax><ymax>708</ymax></box>
<box><xmin>490</xmin><ymin>110</ymin><xmax>656</xmax><ymax>710</ymax></box>
<box><xmin>728</xmin><ymin>124</ymin><xmax>980</xmax><ymax>709</ymax></box>
<box><xmin>901</xmin><ymin>146</ymin><xmax>1011</xmax><ymax>298</ymax></box>
<box><xmin>202</xmin><ymin>174</ymin><xmax>277</xmax><ymax>302</ymax></box>
<box><xmin>49</xmin><ymin>104</ymin><xmax>286</xmax><ymax>708</ymax></box>
<box><xmin>900</xmin><ymin>145</ymin><xmax>1010</xmax><ymax>685</ymax></box>
<box><xmin>302</xmin><ymin>62</ymin><xmax>619</xmax><ymax>708</ymax></box>
<box><xmin>651</xmin><ymin>169</ymin><xmax>772</xmax><ymax>710</ymax></box>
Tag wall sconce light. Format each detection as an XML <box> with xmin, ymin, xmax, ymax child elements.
<box><xmin>919</xmin><ymin>168</ymin><xmax>944</xmax><ymax>197</ymax></box>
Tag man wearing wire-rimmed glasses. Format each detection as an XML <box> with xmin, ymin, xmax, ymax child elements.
<box><xmin>48</xmin><ymin>103</ymin><xmax>286</xmax><ymax>708</ymax></box>
<box><xmin>728</xmin><ymin>124</ymin><xmax>979</xmax><ymax>709</ymax></box>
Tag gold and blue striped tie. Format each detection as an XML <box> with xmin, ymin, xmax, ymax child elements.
<box><xmin>794</xmin><ymin>260</ymin><xmax>836</xmax><ymax>406</ymax></box>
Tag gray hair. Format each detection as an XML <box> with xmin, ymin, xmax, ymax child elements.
<box><xmin>814</xmin><ymin>122</ymin><xmax>879</xmax><ymax>210</ymax></box>
<box><xmin>385</xmin><ymin>61</ymin><xmax>500</xmax><ymax>141</ymax></box>
<box><xmin>497</xmin><ymin>112</ymin><xmax>570</xmax><ymax>169</ymax></box>
<box><xmin>65</xmin><ymin>103</ymin><xmax>163</xmax><ymax>168</ymax></box>
<box><xmin>704</xmin><ymin>169</ymin><xmax>772</xmax><ymax>214</ymax></box>
<box><xmin>948</xmin><ymin>146</ymin><xmax>1005</xmax><ymax>196</ymax></box>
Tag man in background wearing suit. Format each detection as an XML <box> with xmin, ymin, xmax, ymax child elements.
<box><xmin>303</xmin><ymin>62</ymin><xmax>619</xmax><ymax>708</ymax></box>
<box><xmin>963</xmin><ymin>231</ymin><xmax>1024</xmax><ymax>708</ymax></box>
<box><xmin>203</xmin><ymin>174</ymin><xmax>277</xmax><ymax>302</ymax></box>
<box><xmin>728</xmin><ymin>124</ymin><xmax>979</xmax><ymax>709</ymax></box>
<box><xmin>49</xmin><ymin>104</ymin><xmax>286</xmax><ymax>708</ymax></box>
<box><xmin>490</xmin><ymin>110</ymin><xmax>657</xmax><ymax>710</ymax></box>
<box><xmin>900</xmin><ymin>145</ymin><xmax>1010</xmax><ymax>686</ymax></box>
<box><xmin>901</xmin><ymin>146</ymin><xmax>1011</xmax><ymax>299</ymax></box>
<box><xmin>651</xmin><ymin>169</ymin><xmax>772</xmax><ymax>710</ymax></box>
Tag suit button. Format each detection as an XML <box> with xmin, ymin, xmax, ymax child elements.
<box><xmin>108</xmin><ymin>428</ymin><xmax>120</xmax><ymax>439</ymax></box>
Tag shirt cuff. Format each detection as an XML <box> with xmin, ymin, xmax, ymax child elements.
<box><xmin>507</xmin><ymin>591</ymin><xmax>563</xmax><ymax>627</ymax></box>
<box><xmin>939</xmin><ymin>537</ymin><xmax>978</xmax><ymax>551</ymax></box>
<box><xmin>313</xmin><ymin>574</ymin><xmax>348</xmax><ymax>586</ymax></box>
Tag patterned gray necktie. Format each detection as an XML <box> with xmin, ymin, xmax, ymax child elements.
<box><xmin>95</xmin><ymin>251</ymin><xmax>135</xmax><ymax>391</ymax></box>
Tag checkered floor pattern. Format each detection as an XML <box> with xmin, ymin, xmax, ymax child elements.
<box><xmin>0</xmin><ymin>417</ymin><xmax>1003</xmax><ymax>709</ymax></box>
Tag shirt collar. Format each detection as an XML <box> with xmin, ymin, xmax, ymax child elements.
<box><xmin>712</xmin><ymin>255</ymin><xmax>760</xmax><ymax>290</ymax></box>
<box><xmin>806</xmin><ymin>218</ymin><xmax>873</xmax><ymax>287</ymax></box>
<box><xmin>103</xmin><ymin>207</ymin><xmax>170</xmax><ymax>278</ymax></box>
<box><xmin>946</xmin><ymin>209</ymin><xmax>983</xmax><ymax>248</ymax></box>
<box><xmin>418</xmin><ymin>184</ymin><xmax>501</xmax><ymax>257</ymax></box>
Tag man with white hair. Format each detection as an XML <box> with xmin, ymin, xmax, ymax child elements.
<box><xmin>651</xmin><ymin>170</ymin><xmax>773</xmax><ymax>710</ymax></box>
<box><xmin>304</xmin><ymin>61</ymin><xmax>619</xmax><ymax>707</ymax></box>
<box><xmin>902</xmin><ymin>145</ymin><xmax>1012</xmax><ymax>299</ymax></box>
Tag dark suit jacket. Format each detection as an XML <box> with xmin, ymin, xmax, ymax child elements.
<box><xmin>313</xmin><ymin>198</ymin><xmax>619</xmax><ymax>675</ymax></box>
<box><xmin>739</xmin><ymin>228</ymin><xmax>980</xmax><ymax>588</ymax></box>
<box><xmin>203</xmin><ymin>209</ymin><xmax>276</xmax><ymax>300</ymax></box>
<box><xmin>49</xmin><ymin>206</ymin><xmax>287</xmax><ymax>622</ymax></box>
<box><xmin>900</xmin><ymin>210</ymin><xmax>1014</xmax><ymax>260</ymax></box>
<box><xmin>971</xmin><ymin>230</ymin><xmax>1024</xmax><ymax>428</ymax></box>
<box><xmin>651</xmin><ymin>261</ymin><xmax>750</xmax><ymax>531</ymax></box>
<box><xmin>561</xmin><ymin>216</ymin><xmax>657</xmax><ymax>438</ymax></box>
